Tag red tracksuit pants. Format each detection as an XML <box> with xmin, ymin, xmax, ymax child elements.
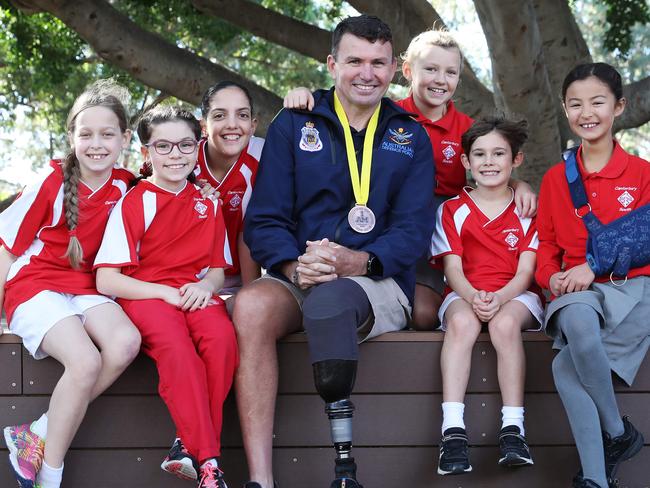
<box><xmin>120</xmin><ymin>299</ymin><xmax>238</xmax><ymax>461</ymax></box>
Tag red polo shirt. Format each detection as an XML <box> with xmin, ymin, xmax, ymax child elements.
<box><xmin>396</xmin><ymin>96</ymin><xmax>474</xmax><ymax>197</ymax></box>
<box><xmin>432</xmin><ymin>188</ymin><xmax>539</xmax><ymax>296</ymax></box>
<box><xmin>193</xmin><ymin>137</ymin><xmax>262</xmax><ymax>277</ymax></box>
<box><xmin>536</xmin><ymin>142</ymin><xmax>650</xmax><ymax>290</ymax></box>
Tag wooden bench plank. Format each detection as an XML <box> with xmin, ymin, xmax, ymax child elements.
<box><xmin>5</xmin><ymin>392</ymin><xmax>647</xmax><ymax>449</ymax></box>
<box><xmin>0</xmin><ymin>344</ymin><xmax>22</xmax><ymax>395</ymax></box>
<box><xmin>12</xmin><ymin>331</ymin><xmax>650</xmax><ymax>395</ymax></box>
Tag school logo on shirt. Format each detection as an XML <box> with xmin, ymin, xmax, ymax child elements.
<box><xmin>299</xmin><ymin>121</ymin><xmax>323</xmax><ymax>152</ymax></box>
<box><xmin>504</xmin><ymin>232</ymin><xmax>519</xmax><ymax>248</ymax></box>
<box><xmin>229</xmin><ymin>193</ymin><xmax>242</xmax><ymax>209</ymax></box>
<box><xmin>194</xmin><ymin>200</ymin><xmax>208</xmax><ymax>216</ymax></box>
<box><xmin>105</xmin><ymin>200</ymin><xmax>118</xmax><ymax>213</ymax></box>
<box><xmin>442</xmin><ymin>145</ymin><xmax>456</xmax><ymax>161</ymax></box>
<box><xmin>617</xmin><ymin>190</ymin><xmax>634</xmax><ymax>208</ymax></box>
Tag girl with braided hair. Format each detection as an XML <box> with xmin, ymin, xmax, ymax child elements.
<box><xmin>0</xmin><ymin>79</ymin><xmax>141</xmax><ymax>488</ymax></box>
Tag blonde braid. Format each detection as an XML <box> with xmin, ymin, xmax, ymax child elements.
<box><xmin>62</xmin><ymin>153</ymin><xmax>84</xmax><ymax>269</ymax></box>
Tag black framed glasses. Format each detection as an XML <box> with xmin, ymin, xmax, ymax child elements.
<box><xmin>146</xmin><ymin>139</ymin><xmax>198</xmax><ymax>155</ymax></box>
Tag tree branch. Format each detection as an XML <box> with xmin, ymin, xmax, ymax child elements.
<box><xmin>616</xmin><ymin>76</ymin><xmax>650</xmax><ymax>132</ymax></box>
<box><xmin>190</xmin><ymin>0</ymin><xmax>331</xmax><ymax>61</ymax></box>
<box><xmin>14</xmin><ymin>0</ymin><xmax>282</xmax><ymax>134</ymax></box>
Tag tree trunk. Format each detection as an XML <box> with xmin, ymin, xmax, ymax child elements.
<box><xmin>532</xmin><ymin>0</ymin><xmax>592</xmax><ymax>147</ymax></box>
<box><xmin>473</xmin><ymin>0</ymin><xmax>561</xmax><ymax>188</ymax></box>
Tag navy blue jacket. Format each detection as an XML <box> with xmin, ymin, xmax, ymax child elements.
<box><xmin>244</xmin><ymin>88</ymin><xmax>436</xmax><ymax>303</ymax></box>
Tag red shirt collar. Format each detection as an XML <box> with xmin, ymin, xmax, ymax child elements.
<box><xmin>577</xmin><ymin>140</ymin><xmax>628</xmax><ymax>180</ymax></box>
<box><xmin>399</xmin><ymin>95</ymin><xmax>458</xmax><ymax>131</ymax></box>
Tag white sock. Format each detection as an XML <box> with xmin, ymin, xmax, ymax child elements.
<box><xmin>501</xmin><ymin>405</ymin><xmax>525</xmax><ymax>435</ymax></box>
<box><xmin>441</xmin><ymin>402</ymin><xmax>465</xmax><ymax>434</ymax></box>
<box><xmin>31</xmin><ymin>413</ymin><xmax>48</xmax><ymax>439</ymax></box>
<box><xmin>36</xmin><ymin>460</ymin><xmax>63</xmax><ymax>488</ymax></box>
<box><xmin>200</xmin><ymin>458</ymin><xmax>218</xmax><ymax>469</ymax></box>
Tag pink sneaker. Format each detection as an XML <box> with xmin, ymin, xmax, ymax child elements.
<box><xmin>3</xmin><ymin>422</ymin><xmax>45</xmax><ymax>488</ymax></box>
<box><xmin>197</xmin><ymin>461</ymin><xmax>227</xmax><ymax>488</ymax></box>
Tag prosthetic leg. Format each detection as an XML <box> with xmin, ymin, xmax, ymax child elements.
<box><xmin>314</xmin><ymin>359</ymin><xmax>364</xmax><ymax>488</ymax></box>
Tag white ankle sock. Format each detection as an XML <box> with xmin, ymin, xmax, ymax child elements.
<box><xmin>441</xmin><ymin>402</ymin><xmax>465</xmax><ymax>434</ymax></box>
<box><xmin>30</xmin><ymin>413</ymin><xmax>48</xmax><ymax>439</ymax></box>
<box><xmin>36</xmin><ymin>460</ymin><xmax>63</xmax><ymax>488</ymax></box>
<box><xmin>501</xmin><ymin>405</ymin><xmax>525</xmax><ymax>435</ymax></box>
<box><xmin>200</xmin><ymin>458</ymin><xmax>218</xmax><ymax>469</ymax></box>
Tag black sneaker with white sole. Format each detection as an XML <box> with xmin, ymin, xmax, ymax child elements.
<box><xmin>498</xmin><ymin>425</ymin><xmax>534</xmax><ymax>467</ymax></box>
<box><xmin>161</xmin><ymin>438</ymin><xmax>199</xmax><ymax>480</ymax></box>
<box><xmin>437</xmin><ymin>427</ymin><xmax>472</xmax><ymax>475</ymax></box>
<box><xmin>572</xmin><ymin>475</ymin><xmax>604</xmax><ymax>488</ymax></box>
<box><xmin>603</xmin><ymin>416</ymin><xmax>644</xmax><ymax>480</ymax></box>
<box><xmin>329</xmin><ymin>478</ymin><xmax>363</xmax><ymax>488</ymax></box>
<box><xmin>329</xmin><ymin>457</ymin><xmax>363</xmax><ymax>488</ymax></box>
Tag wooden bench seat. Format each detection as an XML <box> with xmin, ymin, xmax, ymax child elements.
<box><xmin>1</xmin><ymin>331</ymin><xmax>648</xmax><ymax>487</ymax></box>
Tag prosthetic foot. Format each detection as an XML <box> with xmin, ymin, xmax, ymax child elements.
<box><xmin>313</xmin><ymin>360</ymin><xmax>364</xmax><ymax>488</ymax></box>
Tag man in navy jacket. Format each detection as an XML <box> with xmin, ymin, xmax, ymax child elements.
<box><xmin>234</xmin><ymin>15</ymin><xmax>435</xmax><ymax>488</ymax></box>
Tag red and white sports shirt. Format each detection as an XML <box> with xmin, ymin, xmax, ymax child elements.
<box><xmin>431</xmin><ymin>188</ymin><xmax>539</xmax><ymax>295</ymax></box>
<box><xmin>536</xmin><ymin>142</ymin><xmax>650</xmax><ymax>290</ymax></box>
<box><xmin>193</xmin><ymin>136</ymin><xmax>262</xmax><ymax>276</ymax></box>
<box><xmin>396</xmin><ymin>96</ymin><xmax>474</xmax><ymax>198</ymax></box>
<box><xmin>0</xmin><ymin>160</ymin><xmax>133</xmax><ymax>323</ymax></box>
<box><xmin>94</xmin><ymin>180</ymin><xmax>231</xmax><ymax>289</ymax></box>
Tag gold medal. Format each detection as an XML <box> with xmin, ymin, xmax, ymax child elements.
<box><xmin>334</xmin><ymin>92</ymin><xmax>380</xmax><ymax>233</ymax></box>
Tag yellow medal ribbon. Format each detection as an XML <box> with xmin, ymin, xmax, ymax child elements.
<box><xmin>333</xmin><ymin>91</ymin><xmax>380</xmax><ymax>207</ymax></box>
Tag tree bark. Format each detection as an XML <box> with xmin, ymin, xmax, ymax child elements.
<box><xmin>473</xmin><ymin>0</ymin><xmax>561</xmax><ymax>189</ymax></box>
<box><xmin>532</xmin><ymin>0</ymin><xmax>591</xmax><ymax>147</ymax></box>
<box><xmin>12</xmin><ymin>0</ymin><xmax>283</xmax><ymax>134</ymax></box>
<box><xmin>616</xmin><ymin>76</ymin><xmax>650</xmax><ymax>132</ymax></box>
<box><xmin>190</xmin><ymin>0</ymin><xmax>331</xmax><ymax>62</ymax></box>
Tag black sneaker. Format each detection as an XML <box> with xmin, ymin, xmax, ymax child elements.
<box><xmin>572</xmin><ymin>474</ymin><xmax>607</xmax><ymax>488</ymax></box>
<box><xmin>498</xmin><ymin>425</ymin><xmax>534</xmax><ymax>467</ymax></box>
<box><xmin>603</xmin><ymin>416</ymin><xmax>644</xmax><ymax>479</ymax></box>
<box><xmin>330</xmin><ymin>478</ymin><xmax>363</xmax><ymax>488</ymax></box>
<box><xmin>197</xmin><ymin>461</ymin><xmax>227</xmax><ymax>488</ymax></box>
<box><xmin>437</xmin><ymin>427</ymin><xmax>472</xmax><ymax>475</ymax></box>
<box><xmin>574</xmin><ymin>469</ymin><xmax>618</xmax><ymax>488</ymax></box>
<box><xmin>243</xmin><ymin>482</ymin><xmax>279</xmax><ymax>488</ymax></box>
<box><xmin>330</xmin><ymin>458</ymin><xmax>363</xmax><ymax>488</ymax></box>
<box><xmin>161</xmin><ymin>438</ymin><xmax>199</xmax><ymax>480</ymax></box>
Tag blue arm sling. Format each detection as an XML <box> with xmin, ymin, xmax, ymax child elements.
<box><xmin>563</xmin><ymin>146</ymin><xmax>650</xmax><ymax>279</ymax></box>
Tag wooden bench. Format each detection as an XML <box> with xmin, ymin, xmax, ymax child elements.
<box><xmin>0</xmin><ymin>330</ymin><xmax>648</xmax><ymax>487</ymax></box>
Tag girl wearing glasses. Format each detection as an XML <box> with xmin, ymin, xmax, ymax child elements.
<box><xmin>195</xmin><ymin>81</ymin><xmax>263</xmax><ymax>307</ymax></box>
<box><xmin>94</xmin><ymin>105</ymin><xmax>237</xmax><ymax>488</ymax></box>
